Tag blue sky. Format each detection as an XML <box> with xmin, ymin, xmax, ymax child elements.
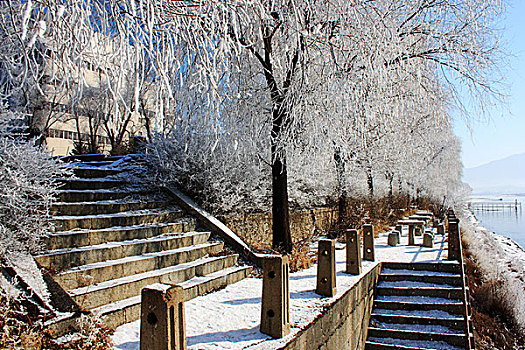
<box><xmin>454</xmin><ymin>1</ymin><xmax>525</xmax><ymax>169</ymax></box>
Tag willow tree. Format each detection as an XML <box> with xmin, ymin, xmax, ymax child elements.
<box><xmin>1</xmin><ymin>0</ymin><xmax>505</xmax><ymax>253</ymax></box>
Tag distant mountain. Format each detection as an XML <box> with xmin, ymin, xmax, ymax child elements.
<box><xmin>463</xmin><ymin>153</ymin><xmax>525</xmax><ymax>195</ymax></box>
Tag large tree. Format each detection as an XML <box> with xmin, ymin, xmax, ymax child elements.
<box><xmin>0</xmin><ymin>0</ymin><xmax>505</xmax><ymax>253</ymax></box>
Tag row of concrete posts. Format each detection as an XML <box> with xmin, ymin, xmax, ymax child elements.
<box><xmin>138</xmin><ymin>224</ymin><xmax>377</xmax><ymax>349</ymax></box>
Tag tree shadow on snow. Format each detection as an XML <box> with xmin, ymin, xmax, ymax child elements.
<box><xmin>187</xmin><ymin>325</ymin><xmax>268</xmax><ymax>347</ymax></box>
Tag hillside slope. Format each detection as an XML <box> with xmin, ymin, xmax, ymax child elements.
<box><xmin>463</xmin><ymin>153</ymin><xmax>525</xmax><ymax>194</ymax></box>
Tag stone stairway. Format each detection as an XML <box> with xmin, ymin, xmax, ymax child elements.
<box><xmin>35</xmin><ymin>157</ymin><xmax>252</xmax><ymax>330</ymax></box>
<box><xmin>366</xmin><ymin>262</ymin><xmax>471</xmax><ymax>350</ymax></box>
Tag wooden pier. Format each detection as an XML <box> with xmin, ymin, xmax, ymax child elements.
<box><xmin>468</xmin><ymin>200</ymin><xmax>522</xmax><ymax>212</ymax></box>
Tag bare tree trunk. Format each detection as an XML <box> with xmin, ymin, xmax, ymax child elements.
<box><xmin>367</xmin><ymin>167</ymin><xmax>374</xmax><ymax>198</ymax></box>
<box><xmin>334</xmin><ymin>147</ymin><xmax>347</xmax><ymax>226</ymax></box>
<box><xmin>367</xmin><ymin>166</ymin><xmax>376</xmax><ymax>218</ymax></box>
<box><xmin>271</xmin><ymin>100</ymin><xmax>292</xmax><ymax>254</ymax></box>
<box><xmin>386</xmin><ymin>172</ymin><xmax>394</xmax><ymax>203</ymax></box>
<box><xmin>271</xmin><ymin>149</ymin><xmax>292</xmax><ymax>253</ymax></box>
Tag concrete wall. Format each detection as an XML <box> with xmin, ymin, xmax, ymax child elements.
<box><xmin>279</xmin><ymin>264</ymin><xmax>381</xmax><ymax>350</ymax></box>
<box><xmin>219</xmin><ymin>208</ymin><xmax>338</xmax><ymax>248</ymax></box>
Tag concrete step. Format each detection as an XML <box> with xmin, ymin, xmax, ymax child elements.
<box><xmin>36</xmin><ymin>231</ymin><xmax>211</xmax><ymax>271</ymax></box>
<box><xmin>70</xmin><ymin>255</ymin><xmax>239</xmax><ymax>310</ymax></box>
<box><xmin>367</xmin><ymin>328</ymin><xmax>467</xmax><ymax>348</ymax></box>
<box><xmin>370</xmin><ymin>315</ymin><xmax>464</xmax><ymax>331</ymax></box>
<box><xmin>381</xmin><ymin>262</ymin><xmax>461</xmax><ymax>274</ymax></box>
<box><xmin>377</xmin><ymin>280</ymin><xmax>461</xmax><ymax>289</ymax></box>
<box><xmin>50</xmin><ymin>200</ymin><xmax>172</xmax><ymax>216</ymax></box>
<box><xmin>72</xmin><ymin>168</ymin><xmax>121</xmax><ymax>178</ymax></box>
<box><xmin>95</xmin><ymin>265</ymin><xmax>253</xmax><ymax>329</ymax></box>
<box><xmin>372</xmin><ymin>307</ymin><xmax>462</xmax><ymax>320</ymax></box>
<box><xmin>365</xmin><ymin>340</ymin><xmax>446</xmax><ymax>350</ymax></box>
<box><xmin>376</xmin><ymin>286</ymin><xmax>463</xmax><ymax>300</ymax></box>
<box><xmin>379</xmin><ymin>274</ymin><xmax>462</xmax><ymax>287</ymax></box>
<box><xmin>53</xmin><ymin>242</ymin><xmax>225</xmax><ymax>290</ymax></box>
<box><xmin>52</xmin><ymin>207</ymin><xmax>184</xmax><ymax>231</ymax></box>
<box><xmin>77</xmin><ymin>161</ymin><xmax>115</xmax><ymax>167</ymax></box>
<box><xmin>45</xmin><ymin>219</ymin><xmax>197</xmax><ymax>250</ymax></box>
<box><xmin>57</xmin><ymin>189</ymin><xmax>155</xmax><ymax>202</ymax></box>
<box><xmin>372</xmin><ymin>300</ymin><xmax>464</xmax><ymax>315</ymax></box>
<box><xmin>57</xmin><ymin>178</ymin><xmax>125</xmax><ymax>190</ymax></box>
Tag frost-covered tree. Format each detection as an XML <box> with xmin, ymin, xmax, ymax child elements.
<box><xmin>1</xmin><ymin>0</ymin><xmax>505</xmax><ymax>252</ymax></box>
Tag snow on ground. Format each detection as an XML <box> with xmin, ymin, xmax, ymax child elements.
<box><xmin>112</xmin><ymin>230</ymin><xmax>450</xmax><ymax>349</ymax></box>
<box><xmin>459</xmin><ymin>207</ymin><xmax>525</xmax><ymax>330</ymax></box>
<box><xmin>5</xmin><ymin>251</ymin><xmax>52</xmax><ymax>306</ymax></box>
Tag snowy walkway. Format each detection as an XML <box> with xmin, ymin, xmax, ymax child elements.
<box><xmin>112</xmin><ymin>230</ymin><xmax>449</xmax><ymax>349</ymax></box>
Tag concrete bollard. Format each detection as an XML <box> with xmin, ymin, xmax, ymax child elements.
<box><xmin>448</xmin><ymin>220</ymin><xmax>460</xmax><ymax>260</ymax></box>
<box><xmin>437</xmin><ymin>223</ymin><xmax>445</xmax><ymax>235</ymax></box>
<box><xmin>363</xmin><ymin>224</ymin><xmax>375</xmax><ymax>261</ymax></box>
<box><xmin>408</xmin><ymin>224</ymin><xmax>416</xmax><ymax>246</ymax></box>
<box><xmin>423</xmin><ymin>232</ymin><xmax>434</xmax><ymax>248</ymax></box>
<box><xmin>140</xmin><ymin>284</ymin><xmax>186</xmax><ymax>350</ymax></box>
<box><xmin>387</xmin><ymin>231</ymin><xmax>400</xmax><ymax>246</ymax></box>
<box><xmin>316</xmin><ymin>239</ymin><xmax>336</xmax><ymax>297</ymax></box>
<box><xmin>345</xmin><ymin>229</ymin><xmax>361</xmax><ymax>275</ymax></box>
<box><xmin>415</xmin><ymin>226</ymin><xmax>423</xmax><ymax>236</ymax></box>
<box><xmin>395</xmin><ymin>225</ymin><xmax>403</xmax><ymax>236</ymax></box>
<box><xmin>260</xmin><ymin>255</ymin><xmax>291</xmax><ymax>338</ymax></box>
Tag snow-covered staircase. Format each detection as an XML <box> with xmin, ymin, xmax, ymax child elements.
<box><xmin>35</xmin><ymin>156</ymin><xmax>252</xmax><ymax>330</ymax></box>
<box><xmin>366</xmin><ymin>262</ymin><xmax>471</xmax><ymax>350</ymax></box>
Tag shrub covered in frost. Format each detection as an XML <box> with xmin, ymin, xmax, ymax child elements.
<box><xmin>148</xmin><ymin>130</ymin><xmax>338</xmax><ymax>215</ymax></box>
<box><xmin>0</xmin><ymin>106</ymin><xmax>65</xmax><ymax>258</ymax></box>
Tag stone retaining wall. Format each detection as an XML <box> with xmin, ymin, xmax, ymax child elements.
<box><xmin>219</xmin><ymin>207</ymin><xmax>338</xmax><ymax>248</ymax></box>
<box><xmin>279</xmin><ymin>264</ymin><xmax>381</xmax><ymax>350</ymax></box>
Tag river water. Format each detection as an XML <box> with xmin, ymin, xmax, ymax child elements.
<box><xmin>469</xmin><ymin>194</ymin><xmax>525</xmax><ymax>250</ymax></box>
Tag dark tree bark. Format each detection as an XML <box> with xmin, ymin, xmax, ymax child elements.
<box><xmin>241</xmin><ymin>26</ymin><xmax>301</xmax><ymax>254</ymax></box>
<box><xmin>367</xmin><ymin>166</ymin><xmax>374</xmax><ymax>198</ymax></box>
<box><xmin>271</xmin><ymin>143</ymin><xmax>292</xmax><ymax>253</ymax></box>
<box><xmin>386</xmin><ymin>171</ymin><xmax>394</xmax><ymax>203</ymax></box>
<box><xmin>334</xmin><ymin>147</ymin><xmax>347</xmax><ymax>226</ymax></box>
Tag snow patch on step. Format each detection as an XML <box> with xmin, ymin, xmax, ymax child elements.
<box><xmin>381</xmin><ymin>268</ymin><xmax>460</xmax><ymax>277</ymax></box>
<box><xmin>369</xmin><ymin>320</ymin><xmax>463</xmax><ymax>334</ymax></box>
<box><xmin>42</xmin><ymin>231</ymin><xmax>208</xmax><ymax>256</ymax></box>
<box><xmin>367</xmin><ymin>337</ymin><xmax>463</xmax><ymax>350</ymax></box>
<box><xmin>378</xmin><ymin>280</ymin><xmax>460</xmax><ymax>289</ymax></box>
<box><xmin>373</xmin><ymin>308</ymin><xmax>460</xmax><ymax>319</ymax></box>
<box><xmin>53</xmin><ymin>206</ymin><xmax>182</xmax><ymax>220</ymax></box>
<box><xmin>374</xmin><ymin>294</ymin><xmax>463</xmax><ymax>305</ymax></box>
<box><xmin>58</xmin><ymin>242</ymin><xmax>221</xmax><ymax>274</ymax></box>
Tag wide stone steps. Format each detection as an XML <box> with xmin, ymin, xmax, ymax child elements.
<box><xmin>379</xmin><ymin>274</ymin><xmax>462</xmax><ymax>286</ymax></box>
<box><xmin>367</xmin><ymin>328</ymin><xmax>466</xmax><ymax>347</ymax></box>
<box><xmin>52</xmin><ymin>207</ymin><xmax>184</xmax><ymax>231</ymax></box>
<box><xmin>69</xmin><ymin>254</ymin><xmax>239</xmax><ymax>310</ymax></box>
<box><xmin>50</xmin><ymin>199</ymin><xmax>173</xmax><ymax>216</ymax></box>
<box><xmin>43</xmin><ymin>157</ymin><xmax>254</xmax><ymax>333</ymax></box>
<box><xmin>52</xmin><ymin>242</ymin><xmax>225</xmax><ymax>290</ymax></box>
<box><xmin>72</xmin><ymin>167</ymin><xmax>121</xmax><ymax>178</ymax></box>
<box><xmin>366</xmin><ymin>338</ymin><xmax>464</xmax><ymax>350</ymax></box>
<box><xmin>372</xmin><ymin>300</ymin><xmax>464</xmax><ymax>314</ymax></box>
<box><xmin>365</xmin><ymin>262</ymin><xmax>468</xmax><ymax>350</ymax></box>
<box><xmin>57</xmin><ymin>178</ymin><xmax>125</xmax><ymax>190</ymax></box>
<box><xmin>45</xmin><ymin>219</ymin><xmax>197</xmax><ymax>250</ymax></box>
<box><xmin>376</xmin><ymin>286</ymin><xmax>463</xmax><ymax>300</ymax></box>
<box><xmin>94</xmin><ymin>265</ymin><xmax>253</xmax><ymax>329</ymax></box>
<box><xmin>366</xmin><ymin>341</ymin><xmax>438</xmax><ymax>350</ymax></box>
<box><xmin>36</xmin><ymin>231</ymin><xmax>211</xmax><ymax>271</ymax></box>
<box><xmin>370</xmin><ymin>315</ymin><xmax>464</xmax><ymax>331</ymax></box>
<box><xmin>57</xmin><ymin>189</ymin><xmax>156</xmax><ymax>202</ymax></box>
